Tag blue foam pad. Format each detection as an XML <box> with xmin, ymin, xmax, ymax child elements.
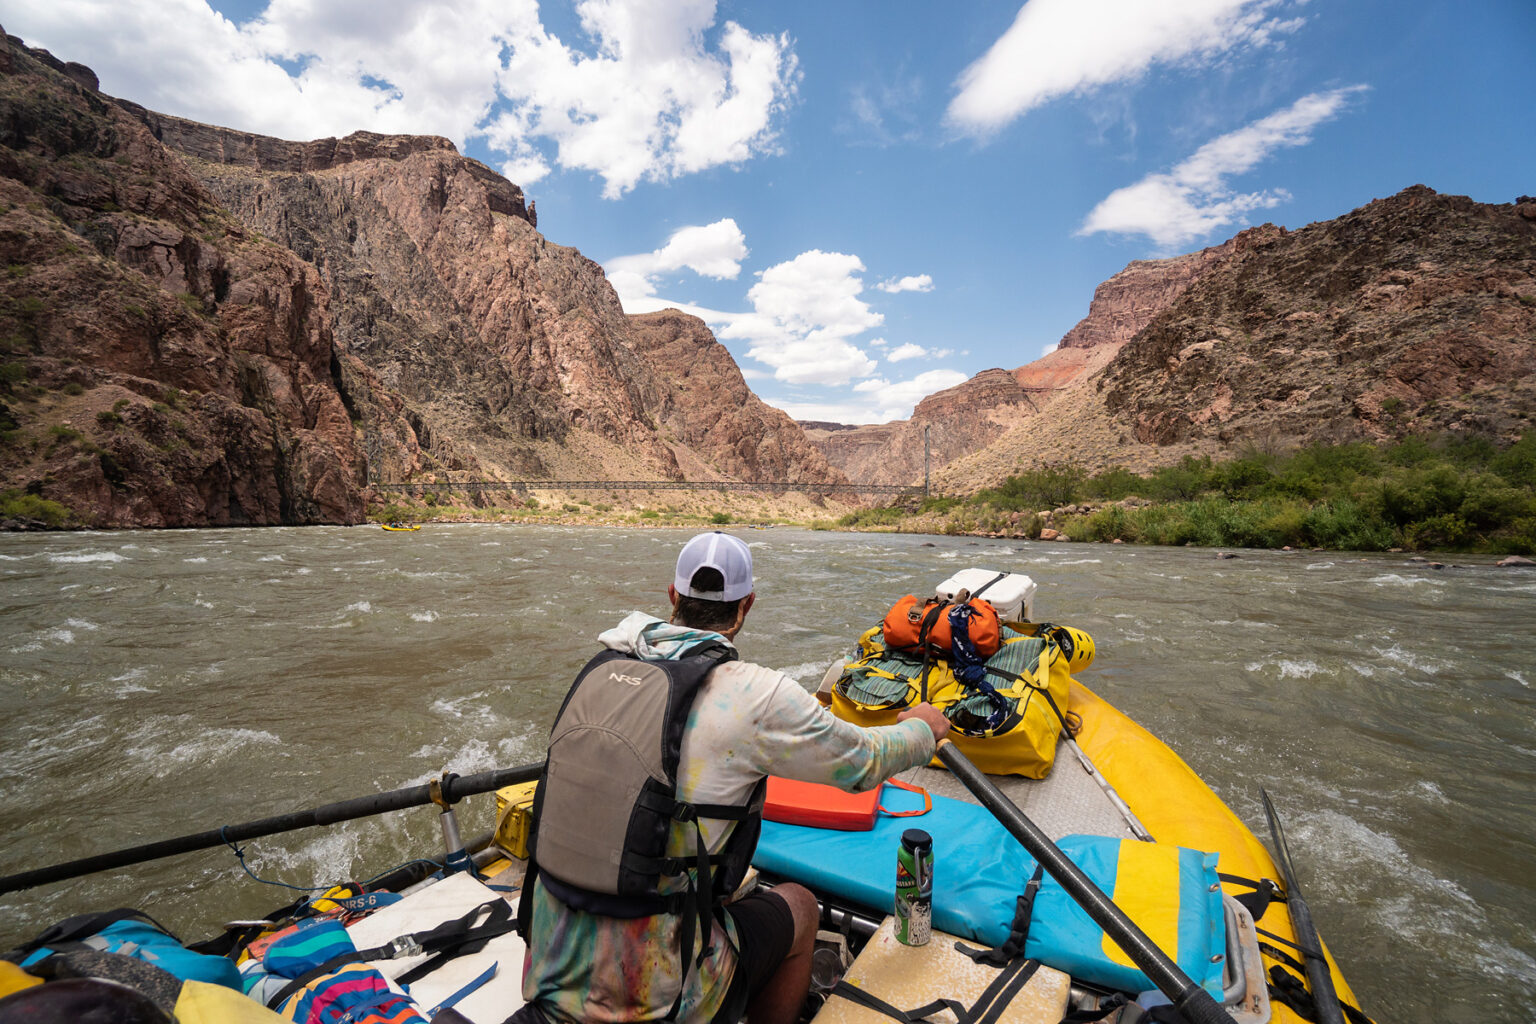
<box><xmin>755</xmin><ymin>786</ymin><xmax>1035</xmax><ymax>946</ymax></box>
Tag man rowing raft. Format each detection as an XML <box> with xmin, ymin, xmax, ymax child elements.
<box><xmin>516</xmin><ymin>531</ymin><xmax>948</xmax><ymax>1024</ymax></box>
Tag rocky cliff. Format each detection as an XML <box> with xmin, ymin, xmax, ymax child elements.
<box><xmin>801</xmin><ymin>369</ymin><xmax>1044</xmax><ymax>485</ymax></box>
<box><xmin>811</xmin><ymin>191</ymin><xmax>1535</xmax><ymax>492</ymax></box>
<box><xmin>1099</xmin><ymin>186</ymin><xmax>1536</xmax><ymax>449</ymax></box>
<box><xmin>148</xmin><ymin>108</ymin><xmax>842</xmax><ymax>491</ymax></box>
<box><xmin>935</xmin><ymin>186</ymin><xmax>1535</xmax><ymax>490</ymax></box>
<box><xmin>626</xmin><ymin>309</ymin><xmax>843</xmax><ymax>483</ymax></box>
<box><xmin>0</xmin><ymin>31</ymin><xmax>842</xmax><ymax>526</ymax></box>
<box><xmin>807</xmin><ymin>236</ymin><xmax>1248</xmax><ymax>485</ymax></box>
<box><xmin>0</xmin><ymin>30</ymin><xmax>367</xmax><ymax>526</ymax></box>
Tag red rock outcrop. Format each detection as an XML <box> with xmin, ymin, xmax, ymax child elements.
<box><xmin>0</xmin><ymin>30</ymin><xmax>366</xmax><ymax>526</ymax></box>
<box><xmin>1057</xmin><ymin>232</ymin><xmax>1268</xmax><ymax>350</ymax></box>
<box><xmin>1099</xmin><ymin>186</ymin><xmax>1536</xmax><ymax>449</ymax></box>
<box><xmin>170</xmin><ymin>122</ymin><xmax>837</xmax><ymax>487</ymax></box>
<box><xmin>818</xmin><ymin>190</ymin><xmax>1534</xmax><ymax>493</ymax></box>
<box><xmin>807</xmin><ymin>236</ymin><xmax>1252</xmax><ymax>484</ymax></box>
<box><xmin>803</xmin><ymin>369</ymin><xmax>1045</xmax><ymax>486</ymax></box>
<box><xmin>626</xmin><ymin>310</ymin><xmax>844</xmax><ymax>483</ymax></box>
<box><xmin>1</xmin><ymin>28</ymin><xmax>841</xmax><ymax>526</ymax></box>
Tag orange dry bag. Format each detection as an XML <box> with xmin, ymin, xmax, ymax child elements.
<box><xmin>881</xmin><ymin>595</ymin><xmax>1001</xmax><ymax>658</ymax></box>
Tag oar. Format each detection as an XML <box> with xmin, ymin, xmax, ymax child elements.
<box><xmin>0</xmin><ymin>764</ymin><xmax>541</xmax><ymax>897</ymax></box>
<box><xmin>1261</xmin><ymin>789</ymin><xmax>1346</xmax><ymax>1024</ymax></box>
<box><xmin>935</xmin><ymin>741</ymin><xmax>1231</xmax><ymax>1024</ymax></box>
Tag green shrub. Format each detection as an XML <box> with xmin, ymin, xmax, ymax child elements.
<box><xmin>1076</xmin><ymin>504</ymin><xmax>1133</xmax><ymax>543</ymax></box>
<box><xmin>1407</xmin><ymin>513</ymin><xmax>1472</xmax><ymax>551</ymax></box>
<box><xmin>62</xmin><ymin>382</ymin><xmax>84</xmax><ymax>396</ymax></box>
<box><xmin>0</xmin><ymin>489</ymin><xmax>72</xmax><ymax>526</ymax></box>
<box><xmin>639</xmin><ymin>510</ymin><xmax>659</xmax><ymax>519</ymax></box>
<box><xmin>710</xmin><ymin>511</ymin><xmax>732</xmax><ymax>524</ymax></box>
<box><xmin>1083</xmin><ymin>467</ymin><xmax>1144</xmax><ymax>501</ymax></box>
<box><xmin>1491</xmin><ymin>432</ymin><xmax>1536</xmax><ymax>488</ymax></box>
<box><xmin>1146</xmin><ymin>456</ymin><xmax>1216</xmax><ymax>501</ymax></box>
<box><xmin>981</xmin><ymin>464</ymin><xmax>1085</xmax><ymax>510</ymax></box>
<box><xmin>47</xmin><ymin>424</ymin><xmax>83</xmax><ymax>444</ymax></box>
<box><xmin>0</xmin><ymin>362</ymin><xmax>26</xmax><ymax>385</ymax></box>
<box><xmin>838</xmin><ymin>506</ymin><xmax>906</xmax><ymax>528</ymax></box>
<box><xmin>96</xmin><ymin>410</ymin><xmax>121</xmax><ymax>426</ymax></box>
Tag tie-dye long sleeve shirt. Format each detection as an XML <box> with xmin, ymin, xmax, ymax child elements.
<box><xmin>520</xmin><ymin>613</ymin><xmax>936</xmax><ymax>1024</ymax></box>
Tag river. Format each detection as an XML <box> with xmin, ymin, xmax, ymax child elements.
<box><xmin>0</xmin><ymin>524</ymin><xmax>1531</xmax><ymax>1022</ymax></box>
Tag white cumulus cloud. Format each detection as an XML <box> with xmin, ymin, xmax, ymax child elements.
<box><xmin>886</xmin><ymin>343</ymin><xmax>954</xmax><ymax>362</ymax></box>
<box><xmin>1079</xmin><ymin>86</ymin><xmax>1367</xmax><ymax>248</ymax></box>
<box><xmin>5</xmin><ymin>0</ymin><xmax>797</xmax><ymax>199</ymax></box>
<box><xmin>606</xmin><ymin>218</ymin><xmax>748</xmax><ymax>311</ymax></box>
<box><xmin>875</xmin><ymin>274</ymin><xmax>935</xmax><ymax>294</ymax></box>
<box><xmin>488</xmin><ymin>0</ymin><xmax>799</xmax><ymax>196</ymax></box>
<box><xmin>777</xmin><ymin>369</ymin><xmax>969</xmax><ymax>424</ymax></box>
<box><xmin>696</xmin><ymin>249</ymin><xmax>882</xmax><ymax>386</ymax></box>
<box><xmin>947</xmin><ymin>0</ymin><xmax>1305</xmax><ymax>135</ymax></box>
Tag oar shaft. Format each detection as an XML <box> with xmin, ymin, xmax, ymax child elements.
<box><xmin>936</xmin><ymin>743</ymin><xmax>1230</xmax><ymax>1024</ymax></box>
<box><xmin>0</xmin><ymin>764</ymin><xmax>541</xmax><ymax>896</ymax></box>
<box><xmin>1262</xmin><ymin>790</ymin><xmax>1345</xmax><ymax>1024</ymax></box>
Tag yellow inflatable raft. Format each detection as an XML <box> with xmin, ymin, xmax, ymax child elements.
<box><xmin>1069</xmin><ymin>679</ymin><xmax>1363</xmax><ymax>1023</ymax></box>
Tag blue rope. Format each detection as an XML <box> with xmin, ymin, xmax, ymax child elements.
<box><xmin>220</xmin><ymin>827</ymin><xmax>450</xmax><ymax>896</ymax></box>
<box><xmin>220</xmin><ymin>826</ymin><xmax>332</xmax><ymax>893</ymax></box>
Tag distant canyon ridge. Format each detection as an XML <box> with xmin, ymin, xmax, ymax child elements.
<box><xmin>2</xmin><ymin>30</ymin><xmax>1533</xmax><ymax>527</ymax></box>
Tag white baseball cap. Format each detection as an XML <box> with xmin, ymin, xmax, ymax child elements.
<box><xmin>674</xmin><ymin>531</ymin><xmax>754</xmax><ymax>602</ymax></box>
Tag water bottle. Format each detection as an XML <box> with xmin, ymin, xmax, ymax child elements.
<box><xmin>894</xmin><ymin>828</ymin><xmax>933</xmax><ymax>945</ymax></box>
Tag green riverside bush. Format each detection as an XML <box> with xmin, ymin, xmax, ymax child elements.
<box><xmin>851</xmin><ymin>430</ymin><xmax>1536</xmax><ymax>554</ymax></box>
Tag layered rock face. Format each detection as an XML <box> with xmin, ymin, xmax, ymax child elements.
<box><xmin>1056</xmin><ymin>233</ymin><xmax>1258</xmax><ymax>351</ymax></box>
<box><xmin>803</xmin><ymin>369</ymin><xmax>1044</xmax><ymax>486</ymax></box>
<box><xmin>935</xmin><ymin>186</ymin><xmax>1535</xmax><ymax>490</ymax></box>
<box><xmin>1100</xmin><ymin>186</ymin><xmax>1536</xmax><ymax>448</ymax></box>
<box><xmin>0</xmin><ymin>31</ymin><xmax>366</xmax><ymax>526</ymax></box>
<box><xmin>1</xmin><ymin>30</ymin><xmax>842</xmax><ymax>526</ymax></box>
<box><xmin>155</xmin><ymin>113</ymin><xmax>841</xmax><ymax>491</ymax></box>
<box><xmin>816</xmin><ymin>190</ymin><xmax>1534</xmax><ymax>492</ymax></box>
<box><xmin>807</xmin><ymin>237</ymin><xmax>1244</xmax><ymax>484</ymax></box>
<box><xmin>625</xmin><ymin>310</ymin><xmax>843</xmax><ymax>483</ymax></box>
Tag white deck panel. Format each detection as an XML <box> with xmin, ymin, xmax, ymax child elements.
<box><xmin>893</xmin><ymin>739</ymin><xmax>1141</xmax><ymax>842</ymax></box>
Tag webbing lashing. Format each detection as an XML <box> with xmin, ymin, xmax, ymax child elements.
<box><xmin>828</xmin><ymin>952</ymin><xmax>1041</xmax><ymax>1024</ymax></box>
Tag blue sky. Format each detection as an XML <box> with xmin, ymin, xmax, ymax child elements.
<box><xmin>7</xmin><ymin>0</ymin><xmax>1532</xmax><ymax>423</ymax></box>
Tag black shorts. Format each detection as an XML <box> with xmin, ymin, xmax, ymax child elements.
<box><xmin>723</xmin><ymin>890</ymin><xmax>795</xmax><ymax>1002</ymax></box>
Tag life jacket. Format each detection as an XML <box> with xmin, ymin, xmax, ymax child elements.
<box><xmin>881</xmin><ymin>594</ymin><xmax>1002</xmax><ymax>658</ymax></box>
<box><xmin>518</xmin><ymin>641</ymin><xmax>765</xmax><ymax>1007</ymax></box>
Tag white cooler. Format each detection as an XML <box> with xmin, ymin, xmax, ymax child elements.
<box><xmin>936</xmin><ymin>569</ymin><xmax>1036</xmax><ymax>622</ymax></box>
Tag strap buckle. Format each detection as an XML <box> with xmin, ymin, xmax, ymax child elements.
<box><xmin>390</xmin><ymin>934</ymin><xmax>424</xmax><ymax>959</ymax></box>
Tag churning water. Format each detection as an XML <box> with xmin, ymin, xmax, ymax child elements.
<box><xmin>1</xmin><ymin>525</ymin><xmax>1532</xmax><ymax>1022</ymax></box>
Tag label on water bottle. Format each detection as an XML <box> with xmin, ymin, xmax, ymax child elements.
<box><xmin>895</xmin><ymin>828</ymin><xmax>933</xmax><ymax>946</ymax></box>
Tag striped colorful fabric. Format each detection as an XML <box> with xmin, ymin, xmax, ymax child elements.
<box><xmin>262</xmin><ymin>919</ymin><xmax>355</xmax><ymax>979</ymax></box>
<box><xmin>276</xmin><ymin>962</ymin><xmax>430</xmax><ymax>1024</ymax></box>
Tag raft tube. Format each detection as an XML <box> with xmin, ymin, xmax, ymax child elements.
<box><xmin>1068</xmin><ymin>679</ymin><xmax>1364</xmax><ymax>1023</ymax></box>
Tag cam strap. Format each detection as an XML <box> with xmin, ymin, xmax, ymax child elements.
<box><xmin>1218</xmin><ymin>873</ymin><xmax>1283</xmax><ymax>922</ymax></box>
<box><xmin>265</xmin><ymin>900</ymin><xmax>514</xmax><ymax>1009</ymax></box>
<box><xmin>955</xmin><ymin>864</ymin><xmax>1044</xmax><ymax>968</ymax></box>
<box><xmin>1267</xmin><ymin>964</ymin><xmax>1377</xmax><ymax>1024</ymax></box>
<box><xmin>829</xmin><ymin>953</ymin><xmax>1043</xmax><ymax>1024</ymax></box>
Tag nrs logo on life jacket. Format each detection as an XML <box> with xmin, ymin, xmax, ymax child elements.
<box><xmin>608</xmin><ymin>670</ymin><xmax>647</xmax><ymax>686</ymax></box>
